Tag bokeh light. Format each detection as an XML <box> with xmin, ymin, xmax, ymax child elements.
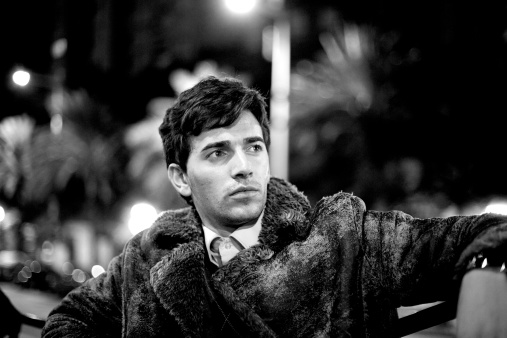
<box><xmin>21</xmin><ymin>266</ymin><xmax>32</xmax><ymax>278</ymax></box>
<box><xmin>72</xmin><ymin>269</ymin><xmax>87</xmax><ymax>283</ymax></box>
<box><xmin>41</xmin><ymin>240</ymin><xmax>55</xmax><ymax>263</ymax></box>
<box><xmin>484</xmin><ymin>201</ymin><xmax>507</xmax><ymax>215</ymax></box>
<box><xmin>91</xmin><ymin>264</ymin><xmax>105</xmax><ymax>278</ymax></box>
<box><xmin>62</xmin><ymin>261</ymin><xmax>74</xmax><ymax>275</ymax></box>
<box><xmin>12</xmin><ymin>69</ymin><xmax>31</xmax><ymax>87</ymax></box>
<box><xmin>17</xmin><ymin>271</ymin><xmax>28</xmax><ymax>283</ymax></box>
<box><xmin>51</xmin><ymin>38</ymin><xmax>68</xmax><ymax>59</ymax></box>
<box><xmin>128</xmin><ymin>203</ymin><xmax>158</xmax><ymax>236</ymax></box>
<box><xmin>0</xmin><ymin>206</ymin><xmax>5</xmax><ymax>222</ymax></box>
<box><xmin>224</xmin><ymin>0</ymin><xmax>258</xmax><ymax>14</ymax></box>
<box><xmin>30</xmin><ymin>260</ymin><xmax>42</xmax><ymax>273</ymax></box>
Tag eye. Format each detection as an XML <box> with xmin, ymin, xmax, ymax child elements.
<box><xmin>208</xmin><ymin>149</ymin><xmax>226</xmax><ymax>159</ymax></box>
<box><xmin>250</xmin><ymin>144</ymin><xmax>263</xmax><ymax>152</ymax></box>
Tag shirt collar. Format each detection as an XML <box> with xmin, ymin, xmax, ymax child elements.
<box><xmin>202</xmin><ymin>211</ymin><xmax>263</xmax><ymax>265</ymax></box>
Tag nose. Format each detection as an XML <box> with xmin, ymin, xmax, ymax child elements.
<box><xmin>231</xmin><ymin>150</ymin><xmax>253</xmax><ymax>179</ymax></box>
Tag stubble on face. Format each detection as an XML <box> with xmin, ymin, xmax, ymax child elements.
<box><xmin>184</xmin><ymin>111</ymin><xmax>270</xmax><ymax>233</ymax></box>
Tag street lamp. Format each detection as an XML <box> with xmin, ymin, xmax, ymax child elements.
<box><xmin>224</xmin><ymin>0</ymin><xmax>290</xmax><ymax>180</ymax></box>
<box><xmin>9</xmin><ymin>65</ymin><xmax>65</xmax><ymax>135</ymax></box>
<box><xmin>0</xmin><ymin>205</ymin><xmax>5</xmax><ymax>222</ymax></box>
<box><xmin>10</xmin><ymin>66</ymin><xmax>54</xmax><ymax>90</ymax></box>
<box><xmin>224</xmin><ymin>0</ymin><xmax>259</xmax><ymax>14</ymax></box>
<box><xmin>12</xmin><ymin>69</ymin><xmax>31</xmax><ymax>87</ymax></box>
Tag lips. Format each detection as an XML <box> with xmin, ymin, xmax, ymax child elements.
<box><xmin>229</xmin><ymin>185</ymin><xmax>259</xmax><ymax>196</ymax></box>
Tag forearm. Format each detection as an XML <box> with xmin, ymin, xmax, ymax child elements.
<box><xmin>363</xmin><ymin>210</ymin><xmax>507</xmax><ymax>305</ymax></box>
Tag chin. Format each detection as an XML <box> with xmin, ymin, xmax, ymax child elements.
<box><xmin>226</xmin><ymin>205</ymin><xmax>264</xmax><ymax>225</ymax></box>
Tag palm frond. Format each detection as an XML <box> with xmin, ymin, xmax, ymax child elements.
<box><xmin>0</xmin><ymin>115</ymin><xmax>36</xmax><ymax>200</ymax></box>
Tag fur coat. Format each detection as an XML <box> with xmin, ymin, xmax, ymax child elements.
<box><xmin>42</xmin><ymin>177</ymin><xmax>507</xmax><ymax>337</ymax></box>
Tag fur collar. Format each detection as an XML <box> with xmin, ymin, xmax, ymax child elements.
<box><xmin>146</xmin><ymin>177</ymin><xmax>311</xmax><ymax>337</ymax></box>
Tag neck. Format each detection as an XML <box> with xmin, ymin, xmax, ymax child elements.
<box><xmin>201</xmin><ymin>211</ymin><xmax>264</xmax><ymax>237</ymax></box>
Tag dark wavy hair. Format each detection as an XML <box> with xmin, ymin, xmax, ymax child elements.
<box><xmin>159</xmin><ymin>76</ymin><xmax>270</xmax><ymax>172</ymax></box>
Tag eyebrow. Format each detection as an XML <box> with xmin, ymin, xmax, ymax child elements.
<box><xmin>200</xmin><ymin>136</ymin><xmax>265</xmax><ymax>153</ymax></box>
<box><xmin>245</xmin><ymin>136</ymin><xmax>265</xmax><ymax>144</ymax></box>
<box><xmin>200</xmin><ymin>141</ymin><xmax>230</xmax><ymax>153</ymax></box>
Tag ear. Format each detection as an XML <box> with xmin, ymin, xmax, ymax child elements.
<box><xmin>168</xmin><ymin>164</ymin><xmax>192</xmax><ymax>197</ymax></box>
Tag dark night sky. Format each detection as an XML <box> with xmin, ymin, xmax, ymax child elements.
<box><xmin>1</xmin><ymin>1</ymin><xmax>57</xmax><ymax>124</ymax></box>
<box><xmin>1</xmin><ymin>0</ymin><xmax>507</xmax><ymax>204</ymax></box>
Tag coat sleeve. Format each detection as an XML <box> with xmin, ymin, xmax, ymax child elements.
<box><xmin>41</xmin><ymin>253</ymin><xmax>124</xmax><ymax>337</ymax></box>
<box><xmin>361</xmin><ymin>206</ymin><xmax>507</xmax><ymax>307</ymax></box>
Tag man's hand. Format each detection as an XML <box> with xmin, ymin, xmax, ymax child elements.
<box><xmin>456</xmin><ymin>269</ymin><xmax>507</xmax><ymax>338</ymax></box>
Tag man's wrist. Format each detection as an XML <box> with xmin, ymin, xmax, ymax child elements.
<box><xmin>466</xmin><ymin>252</ymin><xmax>506</xmax><ymax>274</ymax></box>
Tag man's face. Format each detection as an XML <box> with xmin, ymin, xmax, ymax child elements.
<box><xmin>181</xmin><ymin>110</ymin><xmax>270</xmax><ymax>230</ymax></box>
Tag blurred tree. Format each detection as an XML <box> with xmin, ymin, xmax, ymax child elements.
<box><xmin>123</xmin><ymin>97</ymin><xmax>186</xmax><ymax>211</ymax></box>
<box><xmin>287</xmin><ymin>12</ymin><xmax>455</xmax><ymax>216</ymax></box>
<box><xmin>289</xmin><ymin>17</ymin><xmax>380</xmax><ymax>206</ymax></box>
<box><xmin>0</xmin><ymin>89</ymin><xmax>130</xmax><ymax>233</ymax></box>
<box><xmin>0</xmin><ymin>115</ymin><xmax>36</xmax><ymax>206</ymax></box>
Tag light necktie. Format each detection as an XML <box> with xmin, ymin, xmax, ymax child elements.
<box><xmin>211</xmin><ymin>237</ymin><xmax>240</xmax><ymax>266</ymax></box>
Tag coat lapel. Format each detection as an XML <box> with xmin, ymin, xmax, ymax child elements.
<box><xmin>150</xmin><ymin>241</ymin><xmax>207</xmax><ymax>337</ymax></box>
<box><xmin>146</xmin><ymin>207</ymin><xmax>207</xmax><ymax>337</ymax></box>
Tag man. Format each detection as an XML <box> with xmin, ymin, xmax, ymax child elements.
<box><xmin>42</xmin><ymin>76</ymin><xmax>507</xmax><ymax>337</ymax></box>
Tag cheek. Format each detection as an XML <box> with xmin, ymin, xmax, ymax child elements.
<box><xmin>261</xmin><ymin>157</ymin><xmax>270</xmax><ymax>182</ymax></box>
<box><xmin>188</xmin><ymin>171</ymin><xmax>221</xmax><ymax>199</ymax></box>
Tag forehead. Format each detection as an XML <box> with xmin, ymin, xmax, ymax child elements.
<box><xmin>190</xmin><ymin>110</ymin><xmax>263</xmax><ymax>151</ymax></box>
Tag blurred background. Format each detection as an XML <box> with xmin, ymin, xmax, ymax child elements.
<box><xmin>1</xmin><ymin>0</ymin><xmax>507</xmax><ymax>336</ymax></box>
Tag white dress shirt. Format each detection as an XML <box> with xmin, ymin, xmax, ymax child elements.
<box><xmin>202</xmin><ymin>214</ymin><xmax>262</xmax><ymax>267</ymax></box>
